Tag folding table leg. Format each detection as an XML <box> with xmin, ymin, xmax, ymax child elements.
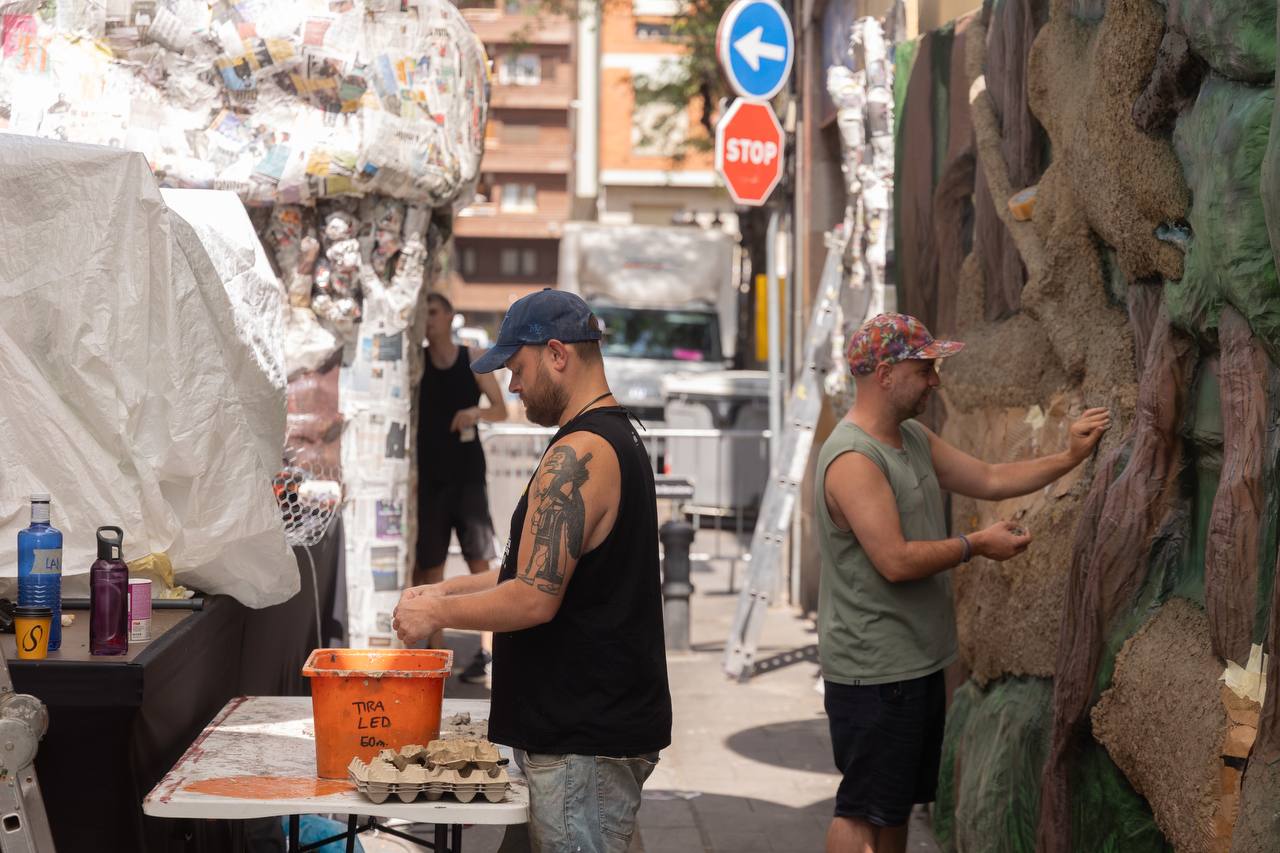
<box><xmin>288</xmin><ymin>815</ymin><xmax>300</xmax><ymax>851</ymax></box>
<box><xmin>435</xmin><ymin>823</ymin><xmax>448</xmax><ymax>851</ymax></box>
<box><xmin>451</xmin><ymin>824</ymin><xmax>462</xmax><ymax>851</ymax></box>
<box><xmin>346</xmin><ymin>814</ymin><xmax>359</xmax><ymax>853</ymax></box>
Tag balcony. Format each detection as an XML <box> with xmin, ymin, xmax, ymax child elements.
<box><xmin>452</xmin><ymin>212</ymin><xmax>568</xmax><ymax>239</ymax></box>
<box><xmin>463</xmin><ymin>14</ymin><xmax>573</xmax><ymax>45</ymax></box>
<box><xmin>478</xmin><ymin>143</ymin><xmax>573</xmax><ymax>174</ymax></box>
<box><xmin>490</xmin><ymin>85</ymin><xmax>574</xmax><ymax>110</ymax></box>
<box><xmin>452</xmin><ymin>281</ymin><xmax>551</xmax><ymax>313</ymax></box>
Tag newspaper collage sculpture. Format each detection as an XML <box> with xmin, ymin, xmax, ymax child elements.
<box><xmin>0</xmin><ymin>0</ymin><xmax>490</xmax><ymax>645</ymax></box>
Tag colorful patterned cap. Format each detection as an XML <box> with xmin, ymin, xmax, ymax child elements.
<box><xmin>846</xmin><ymin>313</ymin><xmax>965</xmax><ymax>376</ymax></box>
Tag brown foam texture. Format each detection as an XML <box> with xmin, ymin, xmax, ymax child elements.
<box><xmin>941</xmin><ymin>392</ymin><xmax>1087</xmax><ymax>685</ymax></box>
<box><xmin>1026</xmin><ymin>0</ymin><xmax>1188</xmax><ymax>286</ymax></box>
<box><xmin>1091</xmin><ymin>599</ymin><xmax>1227</xmax><ymax>853</ymax></box>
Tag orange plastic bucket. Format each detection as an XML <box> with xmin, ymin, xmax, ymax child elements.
<box><xmin>302</xmin><ymin>648</ymin><xmax>453</xmax><ymax>779</ymax></box>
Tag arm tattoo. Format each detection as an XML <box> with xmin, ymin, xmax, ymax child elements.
<box><xmin>520</xmin><ymin>445</ymin><xmax>592</xmax><ymax>595</ymax></box>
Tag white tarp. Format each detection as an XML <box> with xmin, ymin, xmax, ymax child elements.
<box><xmin>0</xmin><ymin>136</ymin><xmax>297</xmax><ymax>606</ymax></box>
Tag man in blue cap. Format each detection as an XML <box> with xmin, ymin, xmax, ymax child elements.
<box><xmin>394</xmin><ymin>288</ymin><xmax>672</xmax><ymax>853</ymax></box>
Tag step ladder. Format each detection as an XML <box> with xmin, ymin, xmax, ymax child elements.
<box><xmin>0</xmin><ymin>643</ymin><xmax>56</xmax><ymax>852</ymax></box>
<box><xmin>723</xmin><ymin>236</ymin><xmax>845</xmax><ymax>681</ymax></box>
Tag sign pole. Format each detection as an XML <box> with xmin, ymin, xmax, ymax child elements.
<box><xmin>766</xmin><ymin>210</ymin><xmax>781</xmax><ymax>475</ymax></box>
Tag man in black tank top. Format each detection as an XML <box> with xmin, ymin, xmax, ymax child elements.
<box><xmin>416</xmin><ymin>293</ymin><xmax>509</xmax><ymax>671</ymax></box>
<box><xmin>394</xmin><ymin>289</ymin><xmax>672</xmax><ymax>853</ymax></box>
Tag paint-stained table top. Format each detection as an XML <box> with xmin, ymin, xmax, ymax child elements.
<box><xmin>143</xmin><ymin>696</ymin><xmax>529</xmax><ymax>824</ymax></box>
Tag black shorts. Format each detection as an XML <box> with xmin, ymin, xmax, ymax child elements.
<box><xmin>418</xmin><ymin>480</ymin><xmax>497</xmax><ymax>567</ymax></box>
<box><xmin>824</xmin><ymin>670</ymin><xmax>946</xmax><ymax>827</ymax></box>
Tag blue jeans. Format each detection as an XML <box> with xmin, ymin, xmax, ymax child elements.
<box><xmin>519</xmin><ymin>751</ymin><xmax>659</xmax><ymax>853</ymax></box>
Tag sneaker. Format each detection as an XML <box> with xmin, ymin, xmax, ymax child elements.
<box><xmin>459</xmin><ymin>650</ymin><xmax>492</xmax><ymax>684</ymax></box>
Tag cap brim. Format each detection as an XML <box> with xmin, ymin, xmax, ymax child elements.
<box><xmin>470</xmin><ymin>343</ymin><xmax>522</xmax><ymax>374</ymax></box>
<box><xmin>912</xmin><ymin>340</ymin><xmax>965</xmax><ymax>360</ymax></box>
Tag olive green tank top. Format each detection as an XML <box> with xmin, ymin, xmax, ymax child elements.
<box><xmin>816</xmin><ymin>419</ymin><xmax>957</xmax><ymax>685</ymax></box>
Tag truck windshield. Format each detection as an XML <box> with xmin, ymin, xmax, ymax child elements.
<box><xmin>593</xmin><ymin>306</ymin><xmax>722</xmax><ymax>363</ymax></box>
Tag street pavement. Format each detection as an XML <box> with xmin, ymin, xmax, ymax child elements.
<box><xmin>364</xmin><ymin>531</ymin><xmax>941</xmax><ymax>853</ymax></box>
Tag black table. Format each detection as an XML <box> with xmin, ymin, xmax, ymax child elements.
<box><xmin>9</xmin><ymin>522</ymin><xmax>344</xmax><ymax>853</ymax></box>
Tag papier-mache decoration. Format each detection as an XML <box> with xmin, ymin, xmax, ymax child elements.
<box><xmin>0</xmin><ymin>0</ymin><xmax>489</xmax><ymax>208</ymax></box>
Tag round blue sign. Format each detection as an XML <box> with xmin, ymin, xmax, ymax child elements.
<box><xmin>717</xmin><ymin>0</ymin><xmax>795</xmax><ymax>100</ymax></box>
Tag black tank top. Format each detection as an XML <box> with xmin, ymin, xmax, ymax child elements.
<box><xmin>487</xmin><ymin>407</ymin><xmax>673</xmax><ymax>756</ymax></box>
<box><xmin>419</xmin><ymin>345</ymin><xmax>486</xmax><ymax>484</ymax></box>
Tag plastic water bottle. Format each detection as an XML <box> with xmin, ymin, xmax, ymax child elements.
<box><xmin>17</xmin><ymin>494</ymin><xmax>62</xmax><ymax>652</ymax></box>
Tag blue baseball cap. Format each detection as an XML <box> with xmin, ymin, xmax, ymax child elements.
<box><xmin>471</xmin><ymin>288</ymin><xmax>602</xmax><ymax>374</ymax></box>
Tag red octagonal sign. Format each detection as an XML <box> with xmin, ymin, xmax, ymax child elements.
<box><xmin>715</xmin><ymin>100</ymin><xmax>784</xmax><ymax>207</ymax></box>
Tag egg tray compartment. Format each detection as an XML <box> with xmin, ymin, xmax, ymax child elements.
<box><xmin>347</xmin><ymin>739</ymin><xmax>509</xmax><ymax>804</ymax></box>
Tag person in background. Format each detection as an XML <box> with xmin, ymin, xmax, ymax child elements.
<box><xmin>818</xmin><ymin>313</ymin><xmax>1111</xmax><ymax>853</ymax></box>
<box><xmin>416</xmin><ymin>292</ymin><xmax>507</xmax><ymax>680</ymax></box>
<box><xmin>394</xmin><ymin>289</ymin><xmax>672</xmax><ymax>853</ymax></box>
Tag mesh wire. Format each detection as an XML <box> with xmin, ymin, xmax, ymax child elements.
<box><xmin>273</xmin><ymin>458</ymin><xmax>341</xmax><ymax>549</ymax></box>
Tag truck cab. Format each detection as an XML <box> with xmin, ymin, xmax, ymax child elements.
<box><xmin>591</xmin><ymin>300</ymin><xmax>725</xmax><ymax>423</ymax></box>
<box><xmin>558</xmin><ymin>223</ymin><xmax>737</xmax><ymax>426</ymax></box>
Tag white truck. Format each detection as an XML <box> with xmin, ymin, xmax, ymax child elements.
<box><xmin>557</xmin><ymin>223</ymin><xmax>738</xmax><ymax>424</ymax></box>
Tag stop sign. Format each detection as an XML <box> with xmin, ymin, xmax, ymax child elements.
<box><xmin>715</xmin><ymin>100</ymin><xmax>784</xmax><ymax>206</ymax></box>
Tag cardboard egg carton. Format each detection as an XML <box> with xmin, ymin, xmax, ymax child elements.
<box><xmin>348</xmin><ymin>738</ymin><xmax>508</xmax><ymax>804</ymax></box>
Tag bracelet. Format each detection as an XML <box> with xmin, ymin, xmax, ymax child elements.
<box><xmin>957</xmin><ymin>534</ymin><xmax>972</xmax><ymax>563</ymax></box>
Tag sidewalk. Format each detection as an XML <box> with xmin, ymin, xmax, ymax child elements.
<box><xmin>370</xmin><ymin>531</ymin><xmax>940</xmax><ymax>852</ymax></box>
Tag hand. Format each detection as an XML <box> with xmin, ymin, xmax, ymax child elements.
<box><xmin>1068</xmin><ymin>407</ymin><xmax>1112</xmax><ymax>462</ymax></box>
<box><xmin>450</xmin><ymin>407</ymin><xmax>480</xmax><ymax>433</ymax></box>
<box><xmin>971</xmin><ymin>521</ymin><xmax>1033</xmax><ymax>561</ymax></box>
<box><xmin>392</xmin><ymin>592</ymin><xmax>441</xmax><ymax>646</ymax></box>
<box><xmin>400</xmin><ymin>583</ymin><xmax>446</xmax><ymax>603</ymax></box>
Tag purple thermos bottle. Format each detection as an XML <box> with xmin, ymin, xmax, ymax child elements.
<box><xmin>90</xmin><ymin>526</ymin><xmax>129</xmax><ymax>656</ymax></box>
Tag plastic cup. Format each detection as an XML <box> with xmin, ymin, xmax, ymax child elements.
<box><xmin>14</xmin><ymin>605</ymin><xmax>52</xmax><ymax>660</ymax></box>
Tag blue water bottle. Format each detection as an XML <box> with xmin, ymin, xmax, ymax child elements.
<box><xmin>17</xmin><ymin>493</ymin><xmax>62</xmax><ymax>651</ymax></box>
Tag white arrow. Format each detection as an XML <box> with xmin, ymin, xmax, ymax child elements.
<box><xmin>733</xmin><ymin>26</ymin><xmax>786</xmax><ymax>72</ymax></box>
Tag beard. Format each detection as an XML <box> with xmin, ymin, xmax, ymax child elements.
<box><xmin>523</xmin><ymin>362</ymin><xmax>570</xmax><ymax>426</ymax></box>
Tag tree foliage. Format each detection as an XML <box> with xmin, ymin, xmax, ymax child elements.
<box><xmin>630</xmin><ymin>0</ymin><xmax>734</xmax><ymax>153</ymax></box>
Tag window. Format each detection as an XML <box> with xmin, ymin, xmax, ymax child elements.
<box><xmin>520</xmin><ymin>249</ymin><xmax>538</xmax><ymax>276</ymax></box>
<box><xmin>498</xmin><ymin>53</ymin><xmax>541</xmax><ymax>86</ymax></box>
<box><xmin>594</xmin><ymin>305</ymin><xmax>722</xmax><ymax>362</ymax></box>
<box><xmin>500</xmin><ymin>183</ymin><xmax>537</xmax><ymax>212</ymax></box>
<box><xmin>503</xmin><ymin>0</ymin><xmax>522</xmax><ymax>13</ymax></box>
<box><xmin>461</xmin><ymin>247</ymin><xmax>477</xmax><ymax>276</ymax></box>
<box><xmin>500</xmin><ymin>249</ymin><xmax>520</xmax><ymax>276</ymax></box>
<box><xmin>635</xmin><ymin>21</ymin><xmax>672</xmax><ymax>40</ymax></box>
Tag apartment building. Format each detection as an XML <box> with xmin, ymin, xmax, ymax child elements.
<box><xmin>451</xmin><ymin>0</ymin><xmax>575</xmax><ymax>331</ymax></box>
<box><xmin>575</xmin><ymin>0</ymin><xmax>738</xmax><ymax>231</ymax></box>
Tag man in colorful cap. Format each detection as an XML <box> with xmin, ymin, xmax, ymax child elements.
<box><xmin>393</xmin><ymin>289</ymin><xmax>672</xmax><ymax>853</ymax></box>
<box><xmin>818</xmin><ymin>313</ymin><xmax>1110</xmax><ymax>853</ymax></box>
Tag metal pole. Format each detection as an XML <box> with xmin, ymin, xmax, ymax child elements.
<box><xmin>660</xmin><ymin>520</ymin><xmax>695</xmax><ymax>652</ymax></box>
<box><xmin>766</xmin><ymin>210</ymin><xmax>782</xmax><ymax>475</ymax></box>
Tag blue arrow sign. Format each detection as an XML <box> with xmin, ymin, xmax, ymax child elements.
<box><xmin>717</xmin><ymin>0</ymin><xmax>794</xmax><ymax>100</ymax></box>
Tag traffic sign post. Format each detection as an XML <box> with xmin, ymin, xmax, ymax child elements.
<box><xmin>716</xmin><ymin>0</ymin><xmax>795</xmax><ymax>100</ymax></box>
<box><xmin>715</xmin><ymin>99</ymin><xmax>785</xmax><ymax>207</ymax></box>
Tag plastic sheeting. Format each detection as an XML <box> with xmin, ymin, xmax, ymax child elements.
<box><xmin>0</xmin><ymin>136</ymin><xmax>296</xmax><ymax>606</ymax></box>
<box><xmin>0</xmin><ymin>0</ymin><xmax>488</xmax><ymax>207</ymax></box>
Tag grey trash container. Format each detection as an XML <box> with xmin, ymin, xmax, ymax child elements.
<box><xmin>662</xmin><ymin>370</ymin><xmax>769</xmax><ymax>514</ymax></box>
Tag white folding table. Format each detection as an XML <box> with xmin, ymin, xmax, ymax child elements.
<box><xmin>143</xmin><ymin>696</ymin><xmax>528</xmax><ymax>852</ymax></box>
